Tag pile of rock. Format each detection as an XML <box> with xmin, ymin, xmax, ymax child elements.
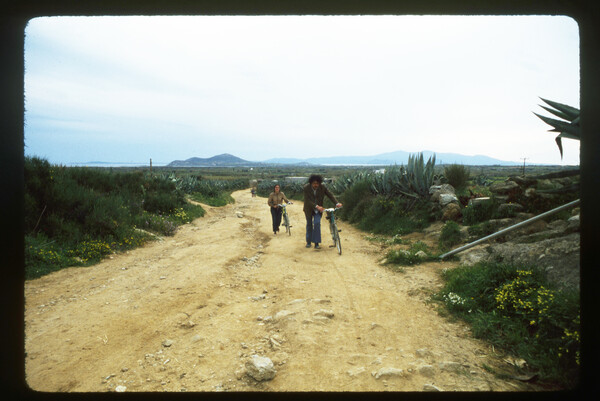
<box><xmin>488</xmin><ymin>170</ymin><xmax>579</xmax><ymax>212</ymax></box>
<box><xmin>429</xmin><ymin>184</ymin><xmax>461</xmax><ymax>222</ymax></box>
<box><xmin>428</xmin><ymin>172</ymin><xmax>580</xmax><ymax>290</ymax></box>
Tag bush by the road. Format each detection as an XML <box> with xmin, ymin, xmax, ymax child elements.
<box><xmin>435</xmin><ymin>262</ymin><xmax>580</xmax><ymax>388</ymax></box>
<box><xmin>24</xmin><ymin>156</ymin><xmax>209</xmax><ymax>279</ymax></box>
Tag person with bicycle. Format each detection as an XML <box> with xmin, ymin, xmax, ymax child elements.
<box><xmin>303</xmin><ymin>174</ymin><xmax>342</xmax><ymax>249</ymax></box>
<box><xmin>267</xmin><ymin>184</ymin><xmax>290</xmax><ymax>235</ymax></box>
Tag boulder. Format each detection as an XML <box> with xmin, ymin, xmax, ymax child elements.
<box><xmin>490</xmin><ymin>180</ymin><xmax>519</xmax><ymax>195</ymax></box>
<box><xmin>441</xmin><ymin>203</ymin><xmax>462</xmax><ymax>222</ymax></box>
<box><xmin>459</xmin><ymin>233</ymin><xmax>580</xmax><ymax>290</ymax></box>
<box><xmin>429</xmin><ymin>184</ymin><xmax>456</xmax><ymax>195</ymax></box>
<box><xmin>497</xmin><ymin>202</ymin><xmax>524</xmax><ymax>216</ymax></box>
<box><xmin>511</xmin><ymin>176</ymin><xmax>537</xmax><ymax>187</ymax></box>
<box><xmin>245</xmin><ymin>355</ymin><xmax>276</xmax><ymax>381</ymax></box>
<box><xmin>415</xmin><ymin>250</ymin><xmax>428</xmax><ymax>258</ymax></box>
<box><xmin>429</xmin><ymin>184</ymin><xmax>456</xmax><ymax>203</ymax></box>
<box><xmin>439</xmin><ymin>193</ymin><xmax>459</xmax><ymax>207</ymax></box>
<box><xmin>513</xmin><ymin>219</ymin><xmax>547</xmax><ymax>236</ymax></box>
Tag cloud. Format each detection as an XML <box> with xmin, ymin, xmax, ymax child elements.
<box><xmin>24</xmin><ymin>15</ymin><xmax>580</xmax><ymax>165</ymax></box>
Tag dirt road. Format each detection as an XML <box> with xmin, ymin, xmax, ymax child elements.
<box><xmin>24</xmin><ymin>189</ymin><xmax>532</xmax><ymax>392</ymax></box>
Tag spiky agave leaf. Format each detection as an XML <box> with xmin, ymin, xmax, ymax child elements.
<box><xmin>539</xmin><ymin>97</ymin><xmax>579</xmax><ymax>121</ymax></box>
<box><xmin>533</xmin><ymin>113</ymin><xmax>580</xmax><ymax>139</ymax></box>
<box><xmin>539</xmin><ymin>105</ymin><xmax>573</xmax><ymax>122</ymax></box>
<box><xmin>534</xmin><ymin>99</ymin><xmax>580</xmax><ymax>159</ymax></box>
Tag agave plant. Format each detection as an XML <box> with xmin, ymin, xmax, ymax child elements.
<box><xmin>533</xmin><ymin>97</ymin><xmax>580</xmax><ymax>159</ymax></box>
<box><xmin>369</xmin><ymin>153</ymin><xmax>436</xmax><ymax>199</ymax></box>
<box><xmin>330</xmin><ymin>170</ymin><xmax>374</xmax><ymax>194</ymax></box>
<box><xmin>405</xmin><ymin>153</ymin><xmax>436</xmax><ymax>198</ymax></box>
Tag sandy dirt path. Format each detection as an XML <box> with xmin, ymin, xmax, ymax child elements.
<box><xmin>24</xmin><ymin>189</ymin><xmax>533</xmax><ymax>392</ymax></box>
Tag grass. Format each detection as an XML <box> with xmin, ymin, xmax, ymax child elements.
<box><xmin>189</xmin><ymin>192</ymin><xmax>235</xmax><ymax>207</ymax></box>
<box><xmin>383</xmin><ymin>240</ymin><xmax>438</xmax><ymax>267</ymax></box>
<box><xmin>433</xmin><ymin>262</ymin><xmax>580</xmax><ymax>388</ymax></box>
<box><xmin>438</xmin><ymin>220</ymin><xmax>463</xmax><ymax>250</ymax></box>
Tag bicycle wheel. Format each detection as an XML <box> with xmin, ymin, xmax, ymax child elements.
<box><xmin>335</xmin><ymin>228</ymin><xmax>342</xmax><ymax>255</ymax></box>
<box><xmin>284</xmin><ymin>213</ymin><xmax>291</xmax><ymax>235</ymax></box>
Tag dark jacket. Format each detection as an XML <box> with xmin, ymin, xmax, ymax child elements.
<box><xmin>303</xmin><ymin>183</ymin><xmax>338</xmax><ymax>217</ymax></box>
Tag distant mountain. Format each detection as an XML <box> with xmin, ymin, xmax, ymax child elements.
<box><xmin>168</xmin><ymin>150</ymin><xmax>520</xmax><ymax>167</ymax></box>
<box><xmin>263</xmin><ymin>150</ymin><xmax>519</xmax><ymax>166</ymax></box>
<box><xmin>167</xmin><ymin>153</ymin><xmax>254</xmax><ymax>167</ymax></box>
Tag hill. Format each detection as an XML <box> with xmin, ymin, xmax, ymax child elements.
<box><xmin>167</xmin><ymin>153</ymin><xmax>255</xmax><ymax>167</ymax></box>
<box><xmin>168</xmin><ymin>150</ymin><xmax>521</xmax><ymax>167</ymax></box>
<box><xmin>266</xmin><ymin>150</ymin><xmax>520</xmax><ymax>166</ymax></box>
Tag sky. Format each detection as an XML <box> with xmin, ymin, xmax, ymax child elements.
<box><xmin>24</xmin><ymin>15</ymin><xmax>580</xmax><ymax>166</ymax></box>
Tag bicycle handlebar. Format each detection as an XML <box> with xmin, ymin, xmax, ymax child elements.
<box><xmin>277</xmin><ymin>202</ymin><xmax>292</xmax><ymax>207</ymax></box>
<box><xmin>323</xmin><ymin>206</ymin><xmax>342</xmax><ymax>212</ymax></box>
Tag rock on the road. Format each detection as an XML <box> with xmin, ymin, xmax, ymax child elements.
<box><xmin>423</xmin><ymin>383</ymin><xmax>443</xmax><ymax>391</ymax></box>
<box><xmin>372</xmin><ymin>367</ymin><xmax>404</xmax><ymax>379</ymax></box>
<box><xmin>313</xmin><ymin>309</ymin><xmax>334</xmax><ymax>318</ymax></box>
<box><xmin>245</xmin><ymin>355</ymin><xmax>276</xmax><ymax>381</ymax></box>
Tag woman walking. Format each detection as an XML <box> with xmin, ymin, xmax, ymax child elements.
<box><xmin>267</xmin><ymin>184</ymin><xmax>290</xmax><ymax>235</ymax></box>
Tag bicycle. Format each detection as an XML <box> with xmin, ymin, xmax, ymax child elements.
<box><xmin>278</xmin><ymin>202</ymin><xmax>293</xmax><ymax>236</ymax></box>
<box><xmin>324</xmin><ymin>207</ymin><xmax>342</xmax><ymax>255</ymax></box>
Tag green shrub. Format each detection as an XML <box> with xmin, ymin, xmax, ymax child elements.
<box><xmin>24</xmin><ymin>157</ymin><xmax>214</xmax><ymax>279</ymax></box>
<box><xmin>436</xmin><ymin>262</ymin><xmax>580</xmax><ymax>388</ymax></box>
<box><xmin>444</xmin><ymin>164</ymin><xmax>470</xmax><ymax>190</ymax></box>
<box><xmin>462</xmin><ymin>199</ymin><xmax>497</xmax><ymax>225</ymax></box>
<box><xmin>143</xmin><ymin>191</ymin><xmax>182</xmax><ymax>214</ymax></box>
<box><xmin>24</xmin><ymin>156</ymin><xmax>56</xmax><ymax>232</ymax></box>
<box><xmin>134</xmin><ymin>211</ymin><xmax>178</xmax><ymax>236</ymax></box>
<box><xmin>338</xmin><ymin>179</ymin><xmax>374</xmax><ymax>221</ymax></box>
<box><xmin>190</xmin><ymin>191</ymin><xmax>234</xmax><ymax>207</ymax></box>
<box><xmin>384</xmin><ymin>241</ymin><xmax>433</xmax><ymax>266</ymax></box>
<box><xmin>438</xmin><ymin>221</ymin><xmax>462</xmax><ymax>250</ymax></box>
<box><xmin>353</xmin><ymin>196</ymin><xmax>430</xmax><ymax>236</ymax></box>
<box><xmin>467</xmin><ymin>221</ymin><xmax>496</xmax><ymax>238</ymax></box>
<box><xmin>384</xmin><ymin>249</ymin><xmax>421</xmax><ymax>266</ymax></box>
<box><xmin>85</xmin><ymin>195</ymin><xmax>131</xmax><ymax>240</ymax></box>
<box><xmin>409</xmin><ymin>240</ymin><xmax>431</xmax><ymax>254</ymax></box>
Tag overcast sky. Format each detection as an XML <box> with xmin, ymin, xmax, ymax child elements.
<box><xmin>24</xmin><ymin>15</ymin><xmax>580</xmax><ymax>166</ymax></box>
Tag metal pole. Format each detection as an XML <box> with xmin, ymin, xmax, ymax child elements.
<box><xmin>439</xmin><ymin>198</ymin><xmax>580</xmax><ymax>260</ymax></box>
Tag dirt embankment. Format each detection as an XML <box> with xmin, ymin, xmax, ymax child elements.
<box><xmin>24</xmin><ymin>189</ymin><xmax>535</xmax><ymax>392</ymax></box>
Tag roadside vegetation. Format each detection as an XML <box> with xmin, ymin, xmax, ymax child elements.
<box><xmin>24</xmin><ymin>156</ymin><xmax>244</xmax><ymax>279</ymax></box>
<box><xmin>434</xmin><ymin>262</ymin><xmax>580</xmax><ymax>388</ymax></box>
<box><xmin>24</xmin><ymin>150</ymin><xmax>579</xmax><ymax>389</ymax></box>
<box><xmin>321</xmin><ymin>152</ymin><xmax>579</xmax><ymax>388</ymax></box>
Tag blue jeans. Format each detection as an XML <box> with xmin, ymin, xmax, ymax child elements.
<box><xmin>305</xmin><ymin>211</ymin><xmax>322</xmax><ymax>244</ymax></box>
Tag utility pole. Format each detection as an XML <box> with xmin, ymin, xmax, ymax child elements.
<box><xmin>520</xmin><ymin>157</ymin><xmax>527</xmax><ymax>176</ymax></box>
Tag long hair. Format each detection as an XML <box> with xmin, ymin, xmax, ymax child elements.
<box><xmin>308</xmin><ymin>174</ymin><xmax>323</xmax><ymax>184</ymax></box>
